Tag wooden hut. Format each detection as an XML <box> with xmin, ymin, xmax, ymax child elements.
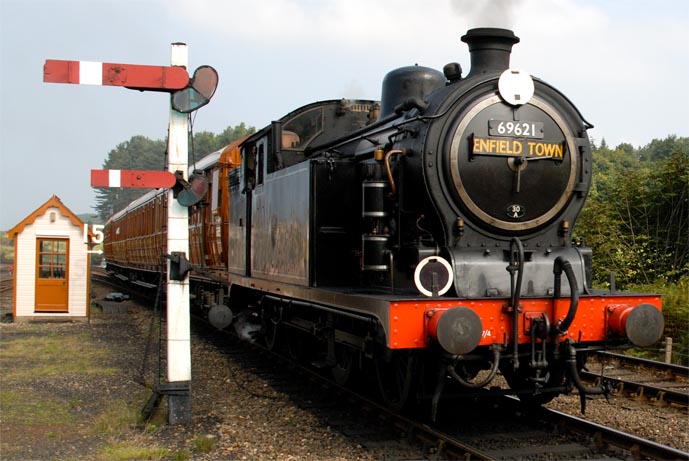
<box><xmin>8</xmin><ymin>195</ymin><xmax>93</xmax><ymax>320</ymax></box>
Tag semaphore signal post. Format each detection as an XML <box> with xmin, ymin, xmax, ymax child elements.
<box><xmin>162</xmin><ymin>43</ymin><xmax>192</xmax><ymax>425</ymax></box>
<box><xmin>44</xmin><ymin>44</ymin><xmax>218</xmax><ymax>425</ymax></box>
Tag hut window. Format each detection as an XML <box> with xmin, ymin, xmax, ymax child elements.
<box><xmin>37</xmin><ymin>239</ymin><xmax>68</xmax><ymax>279</ymax></box>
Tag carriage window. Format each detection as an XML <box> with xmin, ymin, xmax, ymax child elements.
<box><xmin>282</xmin><ymin>107</ymin><xmax>323</xmax><ymax>150</ymax></box>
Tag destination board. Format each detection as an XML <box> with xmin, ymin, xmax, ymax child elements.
<box><xmin>471</xmin><ymin>135</ymin><xmax>565</xmax><ymax>159</ymax></box>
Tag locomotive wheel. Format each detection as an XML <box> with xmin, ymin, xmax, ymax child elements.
<box><xmin>331</xmin><ymin>343</ymin><xmax>355</xmax><ymax>386</ymax></box>
<box><xmin>375</xmin><ymin>350</ymin><xmax>418</xmax><ymax>411</ymax></box>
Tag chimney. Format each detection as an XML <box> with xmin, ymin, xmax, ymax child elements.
<box><xmin>461</xmin><ymin>28</ymin><xmax>520</xmax><ymax>78</ymax></box>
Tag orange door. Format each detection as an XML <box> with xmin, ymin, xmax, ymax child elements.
<box><xmin>35</xmin><ymin>239</ymin><xmax>69</xmax><ymax>312</ymax></box>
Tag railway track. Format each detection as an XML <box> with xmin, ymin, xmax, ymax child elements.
<box><xmin>584</xmin><ymin>351</ymin><xmax>689</xmax><ymax>408</ymax></box>
<box><xmin>0</xmin><ymin>277</ymin><xmax>13</xmax><ymax>293</ymax></box>
<box><xmin>91</xmin><ymin>274</ymin><xmax>689</xmax><ymax>460</ymax></box>
<box><xmin>595</xmin><ymin>351</ymin><xmax>689</xmax><ymax>378</ymax></box>
<box><xmin>190</xmin><ymin>306</ymin><xmax>689</xmax><ymax>460</ymax></box>
<box><xmin>0</xmin><ymin>278</ymin><xmax>13</xmax><ymax>318</ymax></box>
<box><xmin>91</xmin><ymin>268</ymin><xmax>123</xmax><ymax>290</ymax></box>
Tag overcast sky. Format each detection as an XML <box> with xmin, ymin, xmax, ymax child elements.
<box><xmin>1</xmin><ymin>0</ymin><xmax>688</xmax><ymax>230</ymax></box>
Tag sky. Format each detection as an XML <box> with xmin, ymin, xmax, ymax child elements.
<box><xmin>1</xmin><ymin>0</ymin><xmax>688</xmax><ymax>230</ymax></box>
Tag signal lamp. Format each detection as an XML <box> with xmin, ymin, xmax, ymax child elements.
<box><xmin>173</xmin><ymin>170</ymin><xmax>209</xmax><ymax>207</ymax></box>
<box><xmin>171</xmin><ymin>65</ymin><xmax>219</xmax><ymax>113</ymax></box>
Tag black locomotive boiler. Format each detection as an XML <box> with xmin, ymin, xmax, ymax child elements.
<box><xmin>105</xmin><ymin>28</ymin><xmax>664</xmax><ymax>416</ymax></box>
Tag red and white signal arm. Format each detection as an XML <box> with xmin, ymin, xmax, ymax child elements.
<box><xmin>91</xmin><ymin>169</ymin><xmax>176</xmax><ymax>188</ymax></box>
<box><xmin>43</xmin><ymin>60</ymin><xmax>189</xmax><ymax>91</ymax></box>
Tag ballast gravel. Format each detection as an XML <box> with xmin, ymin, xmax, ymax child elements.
<box><xmin>0</xmin><ymin>282</ymin><xmax>686</xmax><ymax>460</ymax></box>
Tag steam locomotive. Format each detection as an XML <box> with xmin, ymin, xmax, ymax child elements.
<box><xmin>104</xmin><ymin>28</ymin><xmax>664</xmax><ymax>417</ymax></box>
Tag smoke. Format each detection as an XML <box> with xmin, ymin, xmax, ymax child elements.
<box><xmin>341</xmin><ymin>80</ymin><xmax>367</xmax><ymax>100</ymax></box>
<box><xmin>450</xmin><ymin>0</ymin><xmax>523</xmax><ymax>29</ymax></box>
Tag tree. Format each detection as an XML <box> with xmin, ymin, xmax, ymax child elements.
<box><xmin>638</xmin><ymin>135</ymin><xmax>689</xmax><ymax>161</ymax></box>
<box><xmin>93</xmin><ymin>135</ymin><xmax>166</xmax><ymax>220</ymax></box>
<box><xmin>93</xmin><ymin>124</ymin><xmax>255</xmax><ymax>221</ymax></box>
<box><xmin>645</xmin><ymin>151</ymin><xmax>689</xmax><ymax>278</ymax></box>
<box><xmin>575</xmin><ymin>135</ymin><xmax>689</xmax><ymax>287</ymax></box>
<box><xmin>188</xmin><ymin>123</ymin><xmax>254</xmax><ymax>163</ymax></box>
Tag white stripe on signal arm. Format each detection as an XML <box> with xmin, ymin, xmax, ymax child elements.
<box><xmin>109</xmin><ymin>169</ymin><xmax>121</xmax><ymax>187</ymax></box>
<box><xmin>79</xmin><ymin>61</ymin><xmax>103</xmax><ymax>85</ymax></box>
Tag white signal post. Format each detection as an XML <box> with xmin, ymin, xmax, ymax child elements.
<box><xmin>43</xmin><ymin>45</ymin><xmax>217</xmax><ymax>426</ymax></box>
<box><xmin>165</xmin><ymin>42</ymin><xmax>192</xmax><ymax>424</ymax></box>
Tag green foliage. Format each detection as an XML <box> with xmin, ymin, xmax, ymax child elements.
<box><xmin>655</xmin><ymin>276</ymin><xmax>689</xmax><ymax>366</ymax></box>
<box><xmin>625</xmin><ymin>277</ymin><xmax>689</xmax><ymax>366</ymax></box>
<box><xmin>188</xmin><ymin>123</ymin><xmax>254</xmax><ymax>165</ymax></box>
<box><xmin>93</xmin><ymin>124</ymin><xmax>255</xmax><ymax>221</ymax></box>
<box><xmin>93</xmin><ymin>135</ymin><xmax>167</xmax><ymax>220</ymax></box>
<box><xmin>91</xmin><ymin>398</ymin><xmax>143</xmax><ymax>435</ymax></box>
<box><xmin>0</xmin><ymin>388</ymin><xmax>75</xmax><ymax>426</ymax></box>
<box><xmin>0</xmin><ymin>332</ymin><xmax>117</xmax><ymax>380</ymax></box>
<box><xmin>193</xmin><ymin>434</ymin><xmax>216</xmax><ymax>453</ymax></box>
<box><xmin>99</xmin><ymin>440</ymin><xmax>169</xmax><ymax>461</ymax></box>
<box><xmin>0</xmin><ymin>231</ymin><xmax>13</xmax><ymax>262</ymax></box>
<box><xmin>638</xmin><ymin>135</ymin><xmax>689</xmax><ymax>161</ymax></box>
<box><xmin>576</xmin><ymin>135</ymin><xmax>688</xmax><ymax>364</ymax></box>
<box><xmin>78</xmin><ymin>212</ymin><xmax>100</xmax><ymax>223</ymax></box>
<box><xmin>575</xmin><ymin>135</ymin><xmax>689</xmax><ymax>287</ymax></box>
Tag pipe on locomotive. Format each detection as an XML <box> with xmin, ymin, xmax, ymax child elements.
<box><xmin>383</xmin><ymin>149</ymin><xmax>406</xmax><ymax>197</ymax></box>
<box><xmin>507</xmin><ymin>237</ymin><xmax>525</xmax><ymax>370</ymax></box>
<box><xmin>446</xmin><ymin>344</ymin><xmax>502</xmax><ymax>388</ymax></box>
<box><xmin>553</xmin><ymin>256</ymin><xmax>579</xmax><ymax>336</ymax></box>
<box><xmin>564</xmin><ymin>339</ymin><xmax>607</xmax><ymax>395</ymax></box>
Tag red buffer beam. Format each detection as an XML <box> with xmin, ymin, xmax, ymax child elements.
<box><xmin>44</xmin><ymin>60</ymin><xmax>189</xmax><ymax>91</ymax></box>
<box><xmin>91</xmin><ymin>169</ymin><xmax>176</xmax><ymax>188</ymax></box>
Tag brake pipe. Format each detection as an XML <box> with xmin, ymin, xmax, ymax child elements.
<box><xmin>565</xmin><ymin>340</ymin><xmax>605</xmax><ymax>395</ymax></box>
<box><xmin>553</xmin><ymin>256</ymin><xmax>579</xmax><ymax>335</ymax></box>
<box><xmin>446</xmin><ymin>345</ymin><xmax>502</xmax><ymax>389</ymax></box>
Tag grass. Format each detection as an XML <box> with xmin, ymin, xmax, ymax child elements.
<box><xmin>0</xmin><ymin>388</ymin><xmax>75</xmax><ymax>426</ymax></box>
<box><xmin>0</xmin><ymin>319</ymin><xmax>212</xmax><ymax>461</ymax></box>
<box><xmin>193</xmin><ymin>434</ymin><xmax>216</xmax><ymax>453</ymax></box>
<box><xmin>98</xmin><ymin>438</ymin><xmax>169</xmax><ymax>461</ymax></box>
<box><xmin>0</xmin><ymin>325</ymin><xmax>164</xmax><ymax>460</ymax></box>
<box><xmin>0</xmin><ymin>328</ymin><xmax>115</xmax><ymax>428</ymax></box>
<box><xmin>92</xmin><ymin>398</ymin><xmax>145</xmax><ymax>435</ymax></box>
<box><xmin>0</xmin><ymin>331</ymin><xmax>117</xmax><ymax>381</ymax></box>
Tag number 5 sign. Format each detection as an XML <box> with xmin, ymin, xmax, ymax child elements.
<box><xmin>84</xmin><ymin>223</ymin><xmax>105</xmax><ymax>244</ymax></box>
